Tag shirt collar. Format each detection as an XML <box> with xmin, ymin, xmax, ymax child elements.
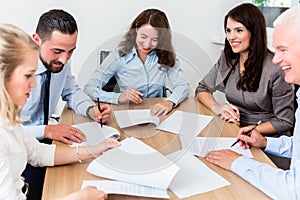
<box><xmin>123</xmin><ymin>47</ymin><xmax>156</xmax><ymax>63</ymax></box>
<box><xmin>36</xmin><ymin>59</ymin><xmax>48</xmax><ymax>75</ymax></box>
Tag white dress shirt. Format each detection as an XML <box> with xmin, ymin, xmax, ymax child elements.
<box><xmin>0</xmin><ymin>120</ymin><xmax>55</xmax><ymax>199</ymax></box>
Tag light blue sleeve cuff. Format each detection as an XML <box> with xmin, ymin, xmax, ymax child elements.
<box><xmin>264</xmin><ymin>137</ymin><xmax>278</xmax><ymax>152</ymax></box>
<box><xmin>231</xmin><ymin>156</ymin><xmax>255</xmax><ymax>173</ymax></box>
<box><xmin>111</xmin><ymin>93</ymin><xmax>122</xmax><ymax>105</ymax></box>
<box><xmin>166</xmin><ymin>95</ymin><xmax>180</xmax><ymax>108</ymax></box>
<box><xmin>264</xmin><ymin>136</ymin><xmax>292</xmax><ymax>158</ymax></box>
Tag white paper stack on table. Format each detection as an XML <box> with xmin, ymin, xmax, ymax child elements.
<box><xmin>86</xmin><ymin>137</ymin><xmax>178</xmax><ymax>198</ymax></box>
<box><xmin>84</xmin><ymin>137</ymin><xmax>230</xmax><ymax>198</ymax></box>
<box><xmin>71</xmin><ymin>122</ymin><xmax>120</xmax><ymax>146</ymax></box>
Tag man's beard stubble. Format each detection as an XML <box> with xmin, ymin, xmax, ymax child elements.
<box><xmin>41</xmin><ymin>57</ymin><xmax>64</xmax><ymax>73</ymax></box>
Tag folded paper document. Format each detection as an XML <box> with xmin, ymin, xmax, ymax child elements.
<box><xmin>87</xmin><ymin>137</ymin><xmax>179</xmax><ymax>190</ymax></box>
<box><xmin>113</xmin><ymin>109</ymin><xmax>160</xmax><ymax>128</ymax></box>
<box><xmin>71</xmin><ymin>122</ymin><xmax>120</xmax><ymax>146</ymax></box>
<box><xmin>114</xmin><ymin>109</ymin><xmax>213</xmax><ymax>135</ymax></box>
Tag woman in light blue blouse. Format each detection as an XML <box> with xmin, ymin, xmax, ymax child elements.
<box><xmin>84</xmin><ymin>9</ymin><xmax>189</xmax><ymax>116</ymax></box>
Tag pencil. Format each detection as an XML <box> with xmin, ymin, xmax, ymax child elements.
<box><xmin>96</xmin><ymin>98</ymin><xmax>103</xmax><ymax>128</ymax></box>
<box><xmin>230</xmin><ymin>120</ymin><xmax>261</xmax><ymax>147</ymax></box>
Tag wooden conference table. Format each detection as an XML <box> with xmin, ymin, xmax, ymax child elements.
<box><xmin>42</xmin><ymin>98</ymin><xmax>275</xmax><ymax>200</ymax></box>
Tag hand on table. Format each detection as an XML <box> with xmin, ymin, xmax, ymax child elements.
<box><xmin>88</xmin><ymin>138</ymin><xmax>121</xmax><ymax>158</ymax></box>
<box><xmin>212</xmin><ymin>103</ymin><xmax>240</xmax><ymax>125</ymax></box>
<box><xmin>205</xmin><ymin>149</ymin><xmax>242</xmax><ymax>170</ymax></box>
<box><xmin>150</xmin><ymin>100</ymin><xmax>174</xmax><ymax>116</ymax></box>
<box><xmin>44</xmin><ymin>124</ymin><xmax>86</xmax><ymax>145</ymax></box>
<box><xmin>88</xmin><ymin>104</ymin><xmax>112</xmax><ymax>123</ymax></box>
<box><xmin>60</xmin><ymin>186</ymin><xmax>108</xmax><ymax>200</ymax></box>
<box><xmin>118</xmin><ymin>88</ymin><xmax>143</xmax><ymax>104</ymax></box>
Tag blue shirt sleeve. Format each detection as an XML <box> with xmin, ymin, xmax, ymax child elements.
<box><xmin>231</xmin><ymin>140</ymin><xmax>298</xmax><ymax>199</ymax></box>
<box><xmin>264</xmin><ymin>136</ymin><xmax>293</xmax><ymax>158</ymax></box>
<box><xmin>84</xmin><ymin>50</ymin><xmax>121</xmax><ymax>104</ymax></box>
<box><xmin>166</xmin><ymin>58</ymin><xmax>190</xmax><ymax>106</ymax></box>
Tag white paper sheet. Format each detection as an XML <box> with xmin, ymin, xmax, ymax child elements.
<box><xmin>81</xmin><ymin>180</ymin><xmax>169</xmax><ymax>198</ymax></box>
<box><xmin>71</xmin><ymin>122</ymin><xmax>120</xmax><ymax>146</ymax></box>
<box><xmin>87</xmin><ymin>137</ymin><xmax>179</xmax><ymax>190</ymax></box>
<box><xmin>113</xmin><ymin>109</ymin><xmax>160</xmax><ymax>128</ymax></box>
<box><xmin>167</xmin><ymin>150</ymin><xmax>230</xmax><ymax>198</ymax></box>
<box><xmin>114</xmin><ymin>110</ymin><xmax>213</xmax><ymax>136</ymax></box>
<box><xmin>187</xmin><ymin>137</ymin><xmax>253</xmax><ymax>158</ymax></box>
<box><xmin>156</xmin><ymin>110</ymin><xmax>213</xmax><ymax>135</ymax></box>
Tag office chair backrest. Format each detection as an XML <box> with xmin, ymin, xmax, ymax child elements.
<box><xmin>99</xmin><ymin>51</ymin><xmax>120</xmax><ymax>92</ymax></box>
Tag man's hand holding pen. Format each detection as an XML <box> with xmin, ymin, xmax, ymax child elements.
<box><xmin>205</xmin><ymin>121</ymin><xmax>267</xmax><ymax>171</ymax></box>
<box><xmin>236</xmin><ymin>125</ymin><xmax>267</xmax><ymax>150</ymax></box>
<box><xmin>87</xmin><ymin>103</ymin><xmax>112</xmax><ymax>124</ymax></box>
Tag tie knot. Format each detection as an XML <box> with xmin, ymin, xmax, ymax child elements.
<box><xmin>45</xmin><ymin>70</ymin><xmax>51</xmax><ymax>76</ymax></box>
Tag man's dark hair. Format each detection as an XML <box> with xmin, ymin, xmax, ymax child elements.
<box><xmin>36</xmin><ymin>9</ymin><xmax>78</xmax><ymax>41</ymax></box>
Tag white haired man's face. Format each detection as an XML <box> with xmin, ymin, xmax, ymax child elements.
<box><xmin>272</xmin><ymin>21</ymin><xmax>300</xmax><ymax>85</ymax></box>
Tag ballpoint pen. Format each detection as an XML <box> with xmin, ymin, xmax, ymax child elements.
<box><xmin>230</xmin><ymin>120</ymin><xmax>262</xmax><ymax>147</ymax></box>
<box><xmin>96</xmin><ymin>98</ymin><xmax>103</xmax><ymax>128</ymax></box>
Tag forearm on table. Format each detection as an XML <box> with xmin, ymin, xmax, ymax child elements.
<box><xmin>255</xmin><ymin>121</ymin><xmax>278</xmax><ymax>136</ymax></box>
<box><xmin>196</xmin><ymin>92</ymin><xmax>220</xmax><ymax>113</ymax></box>
<box><xmin>54</xmin><ymin>146</ymin><xmax>95</xmax><ymax>165</ymax></box>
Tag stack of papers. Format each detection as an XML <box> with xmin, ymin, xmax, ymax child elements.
<box><xmin>85</xmin><ymin>137</ymin><xmax>231</xmax><ymax>198</ymax></box>
<box><xmin>71</xmin><ymin>122</ymin><xmax>120</xmax><ymax>146</ymax></box>
<box><xmin>87</xmin><ymin>137</ymin><xmax>179</xmax><ymax>198</ymax></box>
<box><xmin>87</xmin><ymin>137</ymin><xmax>179</xmax><ymax>189</ymax></box>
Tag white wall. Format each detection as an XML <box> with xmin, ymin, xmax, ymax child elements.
<box><xmin>0</xmin><ymin>0</ymin><xmax>243</xmax><ymax>75</ymax></box>
<box><xmin>1</xmin><ymin>0</ymin><xmax>246</xmax><ymax>109</ymax></box>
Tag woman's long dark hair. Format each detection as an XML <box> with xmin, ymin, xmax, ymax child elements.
<box><xmin>118</xmin><ymin>8</ymin><xmax>175</xmax><ymax>67</ymax></box>
<box><xmin>224</xmin><ymin>3</ymin><xmax>269</xmax><ymax>92</ymax></box>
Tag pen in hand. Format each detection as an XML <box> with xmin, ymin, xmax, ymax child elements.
<box><xmin>230</xmin><ymin>120</ymin><xmax>262</xmax><ymax>147</ymax></box>
<box><xmin>96</xmin><ymin>98</ymin><xmax>103</xmax><ymax>128</ymax></box>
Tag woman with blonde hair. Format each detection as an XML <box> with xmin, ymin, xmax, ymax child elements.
<box><xmin>0</xmin><ymin>23</ymin><xmax>119</xmax><ymax>199</ymax></box>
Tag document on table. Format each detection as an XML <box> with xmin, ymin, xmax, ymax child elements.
<box><xmin>70</xmin><ymin>122</ymin><xmax>120</xmax><ymax>146</ymax></box>
<box><xmin>114</xmin><ymin>109</ymin><xmax>213</xmax><ymax>135</ymax></box>
<box><xmin>113</xmin><ymin>109</ymin><xmax>160</xmax><ymax>128</ymax></box>
<box><xmin>87</xmin><ymin>137</ymin><xmax>179</xmax><ymax>190</ymax></box>
<box><xmin>156</xmin><ymin>110</ymin><xmax>213</xmax><ymax>135</ymax></box>
<box><xmin>187</xmin><ymin>137</ymin><xmax>253</xmax><ymax>158</ymax></box>
<box><xmin>81</xmin><ymin>180</ymin><xmax>169</xmax><ymax>198</ymax></box>
<box><xmin>167</xmin><ymin>150</ymin><xmax>230</xmax><ymax>198</ymax></box>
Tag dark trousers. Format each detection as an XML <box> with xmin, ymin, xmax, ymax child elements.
<box><xmin>266</xmin><ymin>153</ymin><xmax>291</xmax><ymax>170</ymax></box>
<box><xmin>22</xmin><ymin>138</ymin><xmax>52</xmax><ymax>200</ymax></box>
